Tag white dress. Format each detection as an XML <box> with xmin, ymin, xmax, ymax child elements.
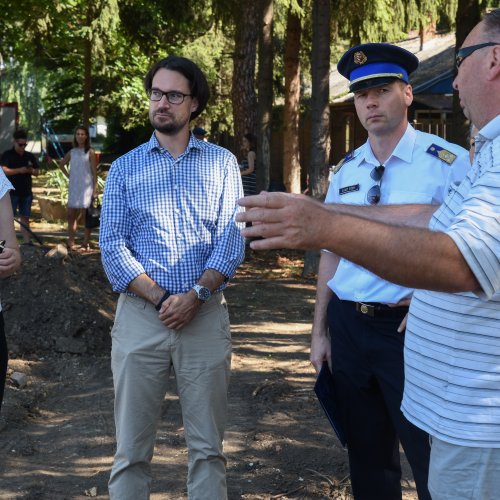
<box><xmin>68</xmin><ymin>148</ymin><xmax>94</xmax><ymax>208</ymax></box>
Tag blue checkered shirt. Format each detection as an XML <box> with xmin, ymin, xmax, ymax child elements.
<box><xmin>99</xmin><ymin>133</ymin><xmax>245</xmax><ymax>294</ymax></box>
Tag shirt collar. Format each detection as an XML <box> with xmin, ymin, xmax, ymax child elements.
<box><xmin>476</xmin><ymin>114</ymin><xmax>500</xmax><ymax>153</ymax></box>
<box><xmin>364</xmin><ymin>122</ymin><xmax>414</xmax><ymax>166</ymax></box>
<box><xmin>146</xmin><ymin>132</ymin><xmax>204</xmax><ymax>155</ymax></box>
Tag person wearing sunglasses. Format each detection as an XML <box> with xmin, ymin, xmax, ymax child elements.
<box><xmin>0</xmin><ymin>129</ymin><xmax>39</xmax><ymax>245</ymax></box>
<box><xmin>305</xmin><ymin>43</ymin><xmax>470</xmax><ymax>500</ymax></box>
<box><xmin>241</xmin><ymin>43</ymin><xmax>470</xmax><ymax>499</ymax></box>
<box><xmin>100</xmin><ymin>56</ymin><xmax>245</xmax><ymax>500</ymax></box>
<box><xmin>238</xmin><ymin>8</ymin><xmax>500</xmax><ymax>499</ymax></box>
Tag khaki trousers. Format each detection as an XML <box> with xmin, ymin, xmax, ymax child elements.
<box><xmin>428</xmin><ymin>436</ymin><xmax>500</xmax><ymax>499</ymax></box>
<box><xmin>108</xmin><ymin>293</ymin><xmax>231</xmax><ymax>500</ymax></box>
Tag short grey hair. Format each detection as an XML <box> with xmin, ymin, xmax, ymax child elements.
<box><xmin>482</xmin><ymin>8</ymin><xmax>500</xmax><ymax>39</ymax></box>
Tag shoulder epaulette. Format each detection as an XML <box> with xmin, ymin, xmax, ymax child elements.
<box><xmin>330</xmin><ymin>149</ymin><xmax>359</xmax><ymax>175</ymax></box>
<box><xmin>426</xmin><ymin>144</ymin><xmax>457</xmax><ymax>165</ymax></box>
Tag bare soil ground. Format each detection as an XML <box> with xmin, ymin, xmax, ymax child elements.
<box><xmin>0</xmin><ymin>212</ymin><xmax>418</xmax><ymax>499</ymax></box>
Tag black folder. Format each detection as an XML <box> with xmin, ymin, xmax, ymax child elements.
<box><xmin>314</xmin><ymin>361</ymin><xmax>347</xmax><ymax>448</ymax></box>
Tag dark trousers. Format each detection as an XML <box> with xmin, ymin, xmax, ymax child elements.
<box><xmin>328</xmin><ymin>294</ymin><xmax>431</xmax><ymax>500</ymax></box>
<box><xmin>0</xmin><ymin>313</ymin><xmax>7</xmax><ymax>413</ymax></box>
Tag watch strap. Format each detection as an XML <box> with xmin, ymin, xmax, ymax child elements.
<box><xmin>155</xmin><ymin>290</ymin><xmax>171</xmax><ymax>311</ymax></box>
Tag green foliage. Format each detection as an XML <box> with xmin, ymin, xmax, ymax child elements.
<box><xmin>2</xmin><ymin>0</ymin><xmax>487</xmax><ymax>156</ymax></box>
<box><xmin>180</xmin><ymin>24</ymin><xmax>235</xmax><ymax>134</ymax></box>
<box><xmin>333</xmin><ymin>0</ymin><xmax>407</xmax><ymax>45</ymax></box>
<box><xmin>1</xmin><ymin>61</ymin><xmax>47</xmax><ymax>137</ymax></box>
<box><xmin>332</xmin><ymin>0</ymin><xmax>461</xmax><ymax>48</ymax></box>
<box><xmin>44</xmin><ymin>167</ymin><xmax>69</xmax><ymax>202</ymax></box>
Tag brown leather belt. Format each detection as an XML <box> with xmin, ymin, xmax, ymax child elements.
<box><xmin>342</xmin><ymin>300</ymin><xmax>408</xmax><ymax>318</ymax></box>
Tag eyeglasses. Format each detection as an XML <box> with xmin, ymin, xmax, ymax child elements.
<box><xmin>366</xmin><ymin>165</ymin><xmax>385</xmax><ymax>205</ymax></box>
<box><xmin>456</xmin><ymin>42</ymin><xmax>500</xmax><ymax>69</ymax></box>
<box><xmin>16</xmin><ymin>142</ymin><xmax>28</xmax><ymax>147</ymax></box>
<box><xmin>147</xmin><ymin>89</ymin><xmax>192</xmax><ymax>104</ymax></box>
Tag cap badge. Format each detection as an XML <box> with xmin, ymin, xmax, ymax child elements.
<box><xmin>353</xmin><ymin>51</ymin><xmax>367</xmax><ymax>65</ymax></box>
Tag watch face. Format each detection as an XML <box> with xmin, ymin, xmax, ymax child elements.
<box><xmin>195</xmin><ymin>285</ymin><xmax>211</xmax><ymax>301</ymax></box>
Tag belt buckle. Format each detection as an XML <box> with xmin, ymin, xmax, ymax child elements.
<box><xmin>357</xmin><ymin>302</ymin><xmax>375</xmax><ymax>317</ymax></box>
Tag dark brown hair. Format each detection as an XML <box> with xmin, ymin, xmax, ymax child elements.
<box><xmin>13</xmin><ymin>129</ymin><xmax>28</xmax><ymax>141</ymax></box>
<box><xmin>73</xmin><ymin>125</ymin><xmax>91</xmax><ymax>153</ymax></box>
<box><xmin>144</xmin><ymin>55</ymin><xmax>210</xmax><ymax>121</ymax></box>
<box><xmin>244</xmin><ymin>133</ymin><xmax>257</xmax><ymax>152</ymax></box>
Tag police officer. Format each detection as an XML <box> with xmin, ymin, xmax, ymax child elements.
<box><xmin>311</xmin><ymin>43</ymin><xmax>470</xmax><ymax>499</ymax></box>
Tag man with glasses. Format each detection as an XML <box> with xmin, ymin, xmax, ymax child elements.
<box><xmin>100</xmin><ymin>55</ymin><xmax>245</xmax><ymax>500</ymax></box>
<box><xmin>1</xmin><ymin>129</ymin><xmax>39</xmax><ymax>244</ymax></box>
<box><xmin>238</xmin><ymin>8</ymin><xmax>500</xmax><ymax>499</ymax></box>
<box><xmin>304</xmin><ymin>44</ymin><xmax>468</xmax><ymax>499</ymax></box>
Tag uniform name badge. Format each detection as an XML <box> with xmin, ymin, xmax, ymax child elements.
<box><xmin>339</xmin><ymin>184</ymin><xmax>360</xmax><ymax>196</ymax></box>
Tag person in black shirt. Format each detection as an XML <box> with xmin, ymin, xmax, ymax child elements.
<box><xmin>1</xmin><ymin>130</ymin><xmax>39</xmax><ymax>244</ymax></box>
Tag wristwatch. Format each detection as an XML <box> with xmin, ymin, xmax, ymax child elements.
<box><xmin>192</xmin><ymin>284</ymin><xmax>211</xmax><ymax>302</ymax></box>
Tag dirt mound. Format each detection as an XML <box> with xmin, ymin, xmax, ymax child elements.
<box><xmin>0</xmin><ymin>245</ymin><xmax>419</xmax><ymax>499</ymax></box>
<box><xmin>2</xmin><ymin>245</ymin><xmax>115</xmax><ymax>358</ymax></box>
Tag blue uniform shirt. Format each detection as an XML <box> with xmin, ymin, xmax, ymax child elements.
<box><xmin>325</xmin><ymin>123</ymin><xmax>470</xmax><ymax>303</ymax></box>
<box><xmin>100</xmin><ymin>133</ymin><xmax>245</xmax><ymax>294</ymax></box>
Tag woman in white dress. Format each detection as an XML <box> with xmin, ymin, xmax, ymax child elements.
<box><xmin>59</xmin><ymin>126</ymin><xmax>97</xmax><ymax>250</ymax></box>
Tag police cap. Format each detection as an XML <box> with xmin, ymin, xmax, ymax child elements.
<box><xmin>337</xmin><ymin>43</ymin><xmax>419</xmax><ymax>93</ymax></box>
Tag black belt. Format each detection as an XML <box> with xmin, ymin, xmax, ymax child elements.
<box><xmin>341</xmin><ymin>300</ymin><xmax>409</xmax><ymax>318</ymax></box>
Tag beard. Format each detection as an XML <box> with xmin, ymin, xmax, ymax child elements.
<box><xmin>149</xmin><ymin>108</ymin><xmax>189</xmax><ymax>135</ymax></box>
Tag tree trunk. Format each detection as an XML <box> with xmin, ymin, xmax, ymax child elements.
<box><xmin>232</xmin><ymin>1</ymin><xmax>259</xmax><ymax>160</ymax></box>
<box><xmin>309</xmin><ymin>0</ymin><xmax>331</xmax><ymax>200</ymax></box>
<box><xmin>304</xmin><ymin>0</ymin><xmax>331</xmax><ymax>276</ymax></box>
<box><xmin>82</xmin><ymin>3</ymin><xmax>93</xmax><ymax>128</ymax></box>
<box><xmin>282</xmin><ymin>5</ymin><xmax>302</xmax><ymax>194</ymax></box>
<box><xmin>257</xmin><ymin>0</ymin><xmax>274</xmax><ymax>192</ymax></box>
<box><xmin>449</xmin><ymin>0</ymin><xmax>481</xmax><ymax>147</ymax></box>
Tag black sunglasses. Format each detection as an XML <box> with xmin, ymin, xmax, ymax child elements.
<box><xmin>366</xmin><ymin>165</ymin><xmax>385</xmax><ymax>205</ymax></box>
<box><xmin>16</xmin><ymin>142</ymin><xmax>28</xmax><ymax>147</ymax></box>
<box><xmin>456</xmin><ymin>42</ymin><xmax>500</xmax><ymax>69</ymax></box>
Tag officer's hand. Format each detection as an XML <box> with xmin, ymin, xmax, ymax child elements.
<box><xmin>310</xmin><ymin>330</ymin><xmax>332</xmax><ymax>374</ymax></box>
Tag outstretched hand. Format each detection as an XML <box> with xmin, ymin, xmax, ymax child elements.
<box><xmin>236</xmin><ymin>192</ymin><xmax>329</xmax><ymax>250</ymax></box>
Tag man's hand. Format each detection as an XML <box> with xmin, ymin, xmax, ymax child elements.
<box><xmin>0</xmin><ymin>246</ymin><xmax>21</xmax><ymax>278</ymax></box>
<box><xmin>158</xmin><ymin>291</ymin><xmax>201</xmax><ymax>330</ymax></box>
<box><xmin>237</xmin><ymin>192</ymin><xmax>330</xmax><ymax>250</ymax></box>
<box><xmin>310</xmin><ymin>329</ymin><xmax>332</xmax><ymax>374</ymax></box>
<box><xmin>386</xmin><ymin>297</ymin><xmax>411</xmax><ymax>333</ymax></box>
<box><xmin>397</xmin><ymin>313</ymin><xmax>409</xmax><ymax>333</ymax></box>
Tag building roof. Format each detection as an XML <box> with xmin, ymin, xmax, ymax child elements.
<box><xmin>330</xmin><ymin>33</ymin><xmax>457</xmax><ymax>102</ymax></box>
